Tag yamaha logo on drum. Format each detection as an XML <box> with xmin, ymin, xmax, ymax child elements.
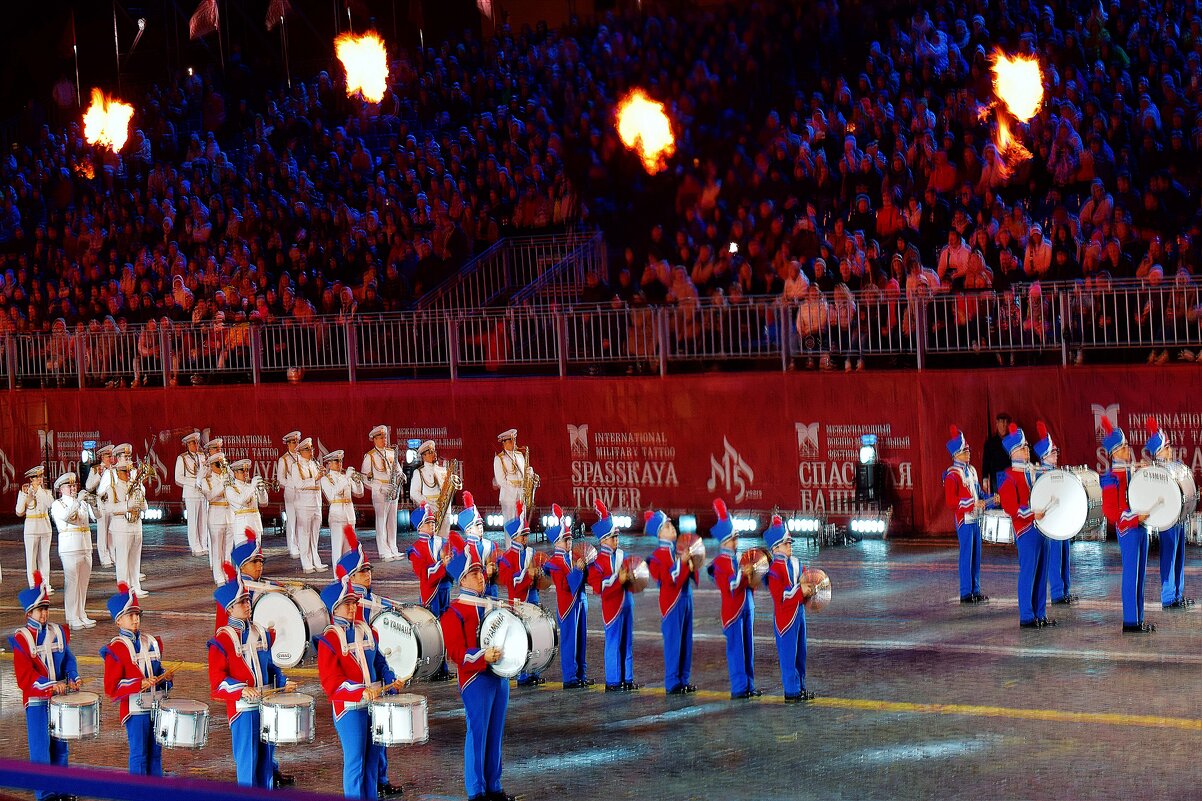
<box><xmin>485</xmin><ymin>616</ymin><xmax>504</xmax><ymax>642</ymax></box>
<box><xmin>381</xmin><ymin>616</ymin><xmax>413</xmax><ymax>636</ymax></box>
<box><xmin>277</xmin><ymin>651</ymin><xmax>293</xmax><ymax>662</ymax></box>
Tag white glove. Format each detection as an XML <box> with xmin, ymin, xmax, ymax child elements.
<box><xmin>452</xmin><ymin>475</ymin><xmax>463</xmax><ymax>490</ymax></box>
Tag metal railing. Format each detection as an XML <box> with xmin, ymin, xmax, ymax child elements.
<box><xmin>6</xmin><ymin>284</ymin><xmax>1202</xmax><ymax>387</ymax></box>
<box><xmin>509</xmin><ymin>231</ymin><xmax>607</xmax><ymax>307</ymax></box>
<box><xmin>418</xmin><ymin>231</ymin><xmax>602</xmax><ymax>310</ymax></box>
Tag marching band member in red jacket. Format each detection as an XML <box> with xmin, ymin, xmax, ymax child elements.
<box><xmin>587</xmin><ymin>500</ymin><xmax>640</xmax><ymax>692</ymax></box>
<box><xmin>498</xmin><ymin>501</ymin><xmax>545</xmax><ymax>687</ymax></box>
<box><xmin>440</xmin><ymin>552</ymin><xmax>516</xmax><ymax>801</ymax></box>
<box><xmin>942</xmin><ymin>426</ymin><xmax>988</xmax><ymax>604</ymax></box>
<box><xmin>406</xmin><ymin>503</ymin><xmax>455</xmax><ymax>681</ymax></box>
<box><xmin>764</xmin><ymin>516</ymin><xmax>815</xmax><ymax>703</ymax></box>
<box><xmin>998</xmin><ymin>424</ymin><xmax>1055</xmax><ymax>629</ymax></box>
<box><xmin>1100</xmin><ymin>418</ymin><xmax>1155</xmax><ymax>633</ymax></box>
<box><xmin>542</xmin><ymin>503</ymin><xmax>592</xmax><ymax>689</ymax></box>
<box><xmin>707</xmin><ymin>499</ymin><xmax>761</xmax><ymax>699</ymax></box>
<box><xmin>646</xmin><ymin>509</ymin><xmax>697</xmax><ymax>695</ymax></box>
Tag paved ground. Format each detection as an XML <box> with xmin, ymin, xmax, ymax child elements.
<box><xmin>1</xmin><ymin>525</ymin><xmax>1201</xmax><ymax>801</ymax></box>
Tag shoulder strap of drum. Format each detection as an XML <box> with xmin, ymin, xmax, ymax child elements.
<box><xmin>325</xmin><ymin>624</ymin><xmax>350</xmax><ymax>656</ymax></box>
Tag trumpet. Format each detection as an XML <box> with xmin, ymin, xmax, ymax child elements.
<box><xmin>347</xmin><ymin>467</ymin><xmax>364</xmax><ymax>492</ymax></box>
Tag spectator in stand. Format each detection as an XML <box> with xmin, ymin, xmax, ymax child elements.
<box><xmin>1024</xmin><ymin>225</ymin><xmax>1054</xmax><ymax>280</ymax></box>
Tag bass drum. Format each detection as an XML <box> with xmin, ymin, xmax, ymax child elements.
<box><xmin>480</xmin><ymin>607</ymin><xmax>529</xmax><ymax>679</ymax></box>
<box><xmin>514</xmin><ymin>602</ymin><xmax>559</xmax><ymax>676</ymax></box>
<box><xmin>252</xmin><ymin>588</ymin><xmax>330</xmax><ymax>668</ymax></box>
<box><xmin>1130</xmin><ymin>463</ymin><xmax>1199</xmax><ymax>531</ymax></box>
<box><xmin>1031</xmin><ymin>467</ymin><xmax>1103</xmax><ymax>541</ymax></box>
<box><xmin>372</xmin><ymin>608</ymin><xmax>420</xmax><ymax>684</ymax></box>
<box><xmin>398</xmin><ymin>605</ymin><xmax>446</xmax><ymax>682</ymax></box>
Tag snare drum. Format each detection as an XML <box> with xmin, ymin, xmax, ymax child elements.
<box><xmin>252</xmin><ymin>587</ymin><xmax>330</xmax><ymax>668</ymax></box>
<box><xmin>480</xmin><ymin>607</ymin><xmax>529</xmax><ymax>679</ymax></box>
<box><xmin>1130</xmin><ymin>463</ymin><xmax>1199</xmax><ymax>531</ymax></box>
<box><xmin>377</xmin><ymin>604</ymin><xmax>446</xmax><ymax>682</ymax></box>
<box><xmin>49</xmin><ymin>692</ymin><xmax>101</xmax><ymax>741</ymax></box>
<box><xmin>513</xmin><ymin>602</ymin><xmax>559</xmax><ymax>675</ymax></box>
<box><xmin>981</xmin><ymin>510</ymin><xmax>1015</xmax><ymax>544</ymax></box>
<box><xmin>155</xmin><ymin>699</ymin><xmax>210</xmax><ymax>749</ymax></box>
<box><xmin>259</xmin><ymin>692</ymin><xmax>316</xmax><ymax>745</ymax></box>
<box><xmin>370</xmin><ymin>694</ymin><xmax>429</xmax><ymax>746</ymax></box>
<box><xmin>1031</xmin><ymin>467</ymin><xmax>1103</xmax><ymax>541</ymax></box>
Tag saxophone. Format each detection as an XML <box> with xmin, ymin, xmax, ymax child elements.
<box><xmin>385</xmin><ymin>444</ymin><xmax>404</xmax><ymax>501</ymax></box>
<box><xmin>125</xmin><ymin>457</ymin><xmax>158</xmax><ymax>523</ymax></box>
<box><xmin>433</xmin><ymin>459</ymin><xmax>460</xmax><ymax>530</ymax></box>
<box><xmin>520</xmin><ymin>446</ymin><xmax>538</xmax><ymax>520</ymax></box>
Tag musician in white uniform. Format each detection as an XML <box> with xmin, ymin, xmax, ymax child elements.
<box><xmin>409</xmin><ymin>441</ymin><xmax>459</xmax><ymax>537</ymax></box>
<box><xmin>50</xmin><ymin>473</ymin><xmax>95</xmax><ymax>629</ymax></box>
<box><xmin>276</xmin><ymin>432</ymin><xmax>302</xmax><ymax>558</ymax></box>
<box><xmin>104</xmin><ymin>455</ymin><xmax>149</xmax><ymax>598</ymax></box>
<box><xmin>362</xmin><ymin>425</ymin><xmax>402</xmax><ymax>562</ymax></box>
<box><xmin>86</xmin><ymin>445</ymin><xmax>116</xmax><ymax>568</ymax></box>
<box><xmin>17</xmin><ymin>467</ymin><xmax>54</xmax><ymax>593</ymax></box>
<box><xmin>493</xmin><ymin>429</ymin><xmax>536</xmax><ymax>522</ymax></box>
<box><xmin>174</xmin><ymin>432</ymin><xmax>208</xmax><ymax>557</ymax></box>
<box><xmin>226</xmin><ymin>459</ymin><xmax>268</xmax><ymax>543</ymax></box>
<box><xmin>288</xmin><ymin>438</ymin><xmax>326</xmax><ymax>574</ymax></box>
<box><xmin>322</xmin><ymin>450</ymin><xmax>364</xmax><ymax>570</ymax></box>
<box><xmin>198</xmin><ymin>454</ymin><xmax>234</xmax><ymax>585</ymax></box>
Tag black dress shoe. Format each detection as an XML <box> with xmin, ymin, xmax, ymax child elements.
<box><xmin>486</xmin><ymin>792</ymin><xmax>516</xmax><ymax>801</ymax></box>
<box><xmin>1020</xmin><ymin>621</ymin><xmax>1041</xmax><ymax>629</ymax></box>
<box><xmin>532</xmin><ymin>675</ymin><xmax>547</xmax><ymax>685</ymax></box>
<box><xmin>667</xmin><ymin>686</ymin><xmax>686</xmax><ymax>695</ymax></box>
<box><xmin>972</xmin><ymin>592</ymin><xmax>989</xmax><ymax>602</ymax></box>
<box><xmin>581</xmin><ymin>677</ymin><xmax>595</xmax><ymax>687</ymax></box>
<box><xmin>562</xmin><ymin>680</ymin><xmax>581</xmax><ymax>690</ymax></box>
<box><xmin>784</xmin><ymin>689</ymin><xmax>815</xmax><ymax>703</ymax></box>
<box><xmin>604</xmin><ymin>684</ymin><xmax>624</xmax><ymax>692</ymax></box>
<box><xmin>960</xmin><ymin>595</ymin><xmax>977</xmax><ymax>604</ymax></box>
<box><xmin>622</xmin><ymin>681</ymin><xmax>642</xmax><ymax>691</ymax></box>
<box><xmin>468</xmin><ymin>795</ymin><xmax>487</xmax><ymax>801</ymax></box>
<box><xmin>378</xmin><ymin>782</ymin><xmax>404</xmax><ymax>798</ymax></box>
<box><xmin>273</xmin><ymin>771</ymin><xmax>295</xmax><ymax>788</ymax></box>
<box><xmin>1051</xmin><ymin>596</ymin><xmax>1074</xmax><ymax>605</ymax></box>
<box><xmin>682</xmin><ymin>684</ymin><xmax>698</xmax><ymax>693</ymax></box>
<box><xmin>516</xmin><ymin>676</ymin><xmax>538</xmax><ymax>687</ymax></box>
<box><xmin>1037</xmin><ymin>618</ymin><xmax>1057</xmax><ymax>627</ymax></box>
<box><xmin>1122</xmin><ymin>623</ymin><xmax>1155</xmax><ymax>633</ymax></box>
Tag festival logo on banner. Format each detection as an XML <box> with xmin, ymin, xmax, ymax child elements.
<box><xmin>195</xmin><ymin>427</ymin><xmax>281</xmax><ymax>494</ymax></box>
<box><xmin>34</xmin><ymin>429</ymin><xmax>102</xmax><ymax>485</ymax></box>
<box><xmin>794</xmin><ymin>421</ymin><xmax>914</xmax><ymax>514</ymax></box>
<box><xmin>397</xmin><ymin>426</ymin><xmax>463</xmax><ymax>454</ymax></box>
<box><xmin>0</xmin><ymin>445</ymin><xmax>16</xmax><ymax>493</ymax></box>
<box><xmin>706</xmin><ymin>436</ymin><xmax>759</xmax><ymax>503</ymax></box>
<box><xmin>567</xmin><ymin>423</ymin><xmax>678</xmax><ymax>510</ymax></box>
<box><xmin>1092</xmin><ymin>403</ymin><xmax>1202</xmax><ymax>477</ymax></box>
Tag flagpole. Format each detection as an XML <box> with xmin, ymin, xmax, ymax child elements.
<box><xmin>217</xmin><ymin>0</ymin><xmax>226</xmax><ymax>71</ymax></box>
<box><xmin>113</xmin><ymin>0</ymin><xmax>122</xmax><ymax>93</ymax></box>
<box><xmin>72</xmin><ymin>10</ymin><xmax>81</xmax><ymax>107</ymax></box>
<box><xmin>281</xmin><ymin>16</ymin><xmax>291</xmax><ymax>89</ymax></box>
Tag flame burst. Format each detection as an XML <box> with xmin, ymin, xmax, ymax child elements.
<box><xmin>83</xmin><ymin>89</ymin><xmax>134</xmax><ymax>153</ymax></box>
<box><xmin>616</xmin><ymin>88</ymin><xmax>675</xmax><ymax>174</ymax></box>
<box><xmin>986</xmin><ymin>50</ymin><xmax>1044</xmax><ymax>180</ymax></box>
<box><xmin>335</xmin><ymin>32</ymin><xmax>389</xmax><ymax>104</ymax></box>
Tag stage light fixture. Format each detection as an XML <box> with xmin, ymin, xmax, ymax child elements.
<box><xmin>733</xmin><ymin>515</ymin><xmax>758</xmax><ymax>533</ymax></box>
<box><xmin>787</xmin><ymin>516</ymin><xmax>823</xmax><ymax>534</ymax></box>
<box><xmin>486</xmin><ymin>513</ymin><xmax>505</xmax><ymax>529</ymax></box>
<box><xmin>848</xmin><ymin>516</ymin><xmax>890</xmax><ymax>537</ymax></box>
<box><xmin>612</xmin><ymin>514</ymin><xmax>634</xmax><ymax>530</ymax></box>
<box><xmin>859</xmin><ymin>433</ymin><xmax>878</xmax><ymax>466</ymax></box>
<box><xmin>678</xmin><ymin>514</ymin><xmax>697</xmax><ymax>534</ymax></box>
<box><xmin>405</xmin><ymin>438</ymin><xmax>421</xmax><ymax>465</ymax></box>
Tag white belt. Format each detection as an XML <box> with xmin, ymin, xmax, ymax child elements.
<box><xmin>235</xmin><ymin>509</ymin><xmax>259</xmax><ymax>515</ymax></box>
<box><xmin>331</xmin><ymin>499</ymin><xmax>352</xmax><ymax>504</ymax></box>
<box><xmin>27</xmin><ymin>699</ymin><xmax>48</xmax><ymax>707</ymax></box>
<box><xmin>341</xmin><ymin>699</ymin><xmax>368</xmax><ymax>711</ymax></box>
<box><xmin>235</xmin><ymin>699</ymin><xmax>261</xmax><ymax>713</ymax></box>
<box><xmin>299</xmin><ymin>487</ymin><xmax>320</xmax><ymax>492</ymax></box>
<box><xmin>129</xmin><ymin>693</ymin><xmax>157</xmax><ymax>714</ymax></box>
<box><xmin>209</xmin><ymin>501</ymin><xmax>230</xmax><ymax>507</ymax></box>
<box><xmin>66</xmin><ymin>526</ymin><xmax>90</xmax><ymax>534</ymax></box>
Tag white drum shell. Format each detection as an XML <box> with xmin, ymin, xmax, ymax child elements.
<box><xmin>1031</xmin><ymin>467</ymin><xmax>1103</xmax><ymax>541</ymax></box>
<box><xmin>49</xmin><ymin>692</ymin><xmax>101</xmax><ymax>741</ymax></box>
<box><xmin>398</xmin><ymin>605</ymin><xmax>446</xmax><ymax>682</ymax></box>
<box><xmin>370</xmin><ymin>694</ymin><xmax>429</xmax><ymax>746</ymax></box>
<box><xmin>1130</xmin><ymin>463</ymin><xmax>1199</xmax><ymax>531</ymax></box>
<box><xmin>155</xmin><ymin>699</ymin><xmax>210</xmax><ymax>749</ymax></box>
<box><xmin>372</xmin><ymin>609</ymin><xmax>420</xmax><ymax>684</ymax></box>
<box><xmin>252</xmin><ymin>588</ymin><xmax>330</xmax><ymax>668</ymax></box>
<box><xmin>259</xmin><ymin>693</ymin><xmax>316</xmax><ymax>745</ymax></box>
<box><xmin>981</xmin><ymin>511</ymin><xmax>1015</xmax><ymax>545</ymax></box>
<box><xmin>514</xmin><ymin>602</ymin><xmax>559</xmax><ymax>675</ymax></box>
<box><xmin>480</xmin><ymin>608</ymin><xmax>530</xmax><ymax>679</ymax></box>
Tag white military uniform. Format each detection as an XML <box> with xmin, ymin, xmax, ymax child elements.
<box><xmin>288</xmin><ymin>455</ymin><xmax>325</xmax><ymax>573</ymax></box>
<box><xmin>86</xmin><ymin>461</ymin><xmax>115</xmax><ymax>566</ymax></box>
<box><xmin>51</xmin><ymin>490</ymin><xmax>94</xmax><ymax>628</ymax></box>
<box><xmin>493</xmin><ymin>447</ymin><xmax>529</xmax><ymax>522</ymax></box>
<box><xmin>276</xmin><ymin>444</ymin><xmax>302</xmax><ymax>557</ymax></box>
<box><xmin>322</xmin><ymin>468</ymin><xmax>364</xmax><ymax>570</ymax></box>
<box><xmin>410</xmin><ymin>460</ymin><xmax>453</xmax><ymax>537</ymax></box>
<box><xmin>17</xmin><ymin>482</ymin><xmax>54</xmax><ymax>591</ymax></box>
<box><xmin>197</xmin><ymin>470</ymin><xmax>234</xmax><ymax>584</ymax></box>
<box><xmin>226</xmin><ymin>477</ymin><xmax>267</xmax><ymax>543</ymax></box>
<box><xmin>175</xmin><ymin>449</ymin><xmax>207</xmax><ymax>555</ymax></box>
<box><xmin>362</xmin><ymin>446</ymin><xmax>401</xmax><ymax>561</ymax></box>
<box><xmin>103</xmin><ymin>472</ymin><xmax>146</xmax><ymax>596</ymax></box>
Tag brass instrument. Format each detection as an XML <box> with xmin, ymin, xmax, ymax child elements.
<box><xmin>220</xmin><ymin>460</ymin><xmax>235</xmax><ymax>489</ymax></box>
<box><xmin>385</xmin><ymin>444</ymin><xmax>404</xmax><ymax>501</ymax></box>
<box><xmin>520</xmin><ymin>446</ymin><xmax>538</xmax><ymax>520</ymax></box>
<box><xmin>78</xmin><ymin>488</ymin><xmax>100</xmax><ymax>515</ymax></box>
<box><xmin>348</xmin><ymin>467</ymin><xmax>365</xmax><ymax>493</ymax></box>
<box><xmin>432</xmin><ymin>459</ymin><xmax>461</xmax><ymax>530</ymax></box>
<box><xmin>125</xmin><ymin>456</ymin><xmax>158</xmax><ymax>523</ymax></box>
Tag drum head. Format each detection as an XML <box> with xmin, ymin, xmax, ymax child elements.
<box><xmin>56</xmin><ymin>691</ymin><xmax>100</xmax><ymax>707</ymax></box>
<box><xmin>265</xmin><ymin>692</ymin><xmax>314</xmax><ymax>709</ymax></box>
<box><xmin>480</xmin><ymin>608</ymin><xmax>529</xmax><ymax>678</ymax></box>
<box><xmin>252</xmin><ymin>593</ymin><xmax>307</xmax><ymax>668</ymax></box>
<box><xmin>1130</xmin><ymin>466</ymin><xmax>1186</xmax><ymax>530</ymax></box>
<box><xmin>159</xmin><ymin>699</ymin><xmax>208</xmax><ymax>714</ymax></box>
<box><xmin>373</xmin><ymin>610</ymin><xmax>420</xmax><ymax>683</ymax></box>
<box><xmin>1032</xmin><ymin>469</ymin><xmax>1089</xmax><ymax>541</ymax></box>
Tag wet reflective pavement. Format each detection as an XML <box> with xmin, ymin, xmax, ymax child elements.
<box><xmin>1</xmin><ymin>526</ymin><xmax>1200</xmax><ymax>800</ymax></box>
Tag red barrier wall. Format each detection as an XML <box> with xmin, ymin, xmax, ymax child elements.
<box><xmin>2</xmin><ymin>366</ymin><xmax>1200</xmax><ymax>536</ymax></box>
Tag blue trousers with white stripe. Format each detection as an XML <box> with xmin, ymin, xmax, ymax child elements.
<box><xmin>1119</xmin><ymin>526</ymin><xmax>1149</xmax><ymax>626</ymax></box>
<box><xmin>231</xmin><ymin>711</ymin><xmax>275</xmax><ymax>788</ymax></box>
<box><xmin>461</xmin><ymin>673</ymin><xmax>509</xmax><ymax>799</ymax></box>
<box><xmin>1048</xmin><ymin>537</ymin><xmax>1072</xmax><ymax>602</ymax></box>
<box><xmin>1017</xmin><ymin>530</ymin><xmax>1049</xmax><ymax>625</ymax></box>
<box><xmin>661</xmin><ymin>594</ymin><xmax>693</xmax><ymax>692</ymax></box>
<box><xmin>517</xmin><ymin>588</ymin><xmax>541</xmax><ymax>684</ymax></box>
<box><xmin>333</xmin><ymin>708</ymin><xmax>381</xmax><ymax>800</ymax></box>
<box><xmin>559</xmin><ymin>597</ymin><xmax>588</xmax><ymax>683</ymax></box>
<box><xmin>125</xmin><ymin>714</ymin><xmax>162</xmax><ymax>776</ymax></box>
<box><xmin>1159</xmin><ymin>524</ymin><xmax>1186</xmax><ymax>606</ymax></box>
<box><xmin>602</xmin><ymin>594</ymin><xmax>635</xmax><ymax>686</ymax></box>
<box><xmin>722</xmin><ymin>601</ymin><xmax>756</xmax><ymax>697</ymax></box>
<box><xmin>956</xmin><ymin>521</ymin><xmax>983</xmax><ymax>598</ymax></box>
<box><xmin>774</xmin><ymin>612</ymin><xmax>807</xmax><ymax>697</ymax></box>
<box><xmin>26</xmin><ymin>704</ymin><xmax>68</xmax><ymax>801</ymax></box>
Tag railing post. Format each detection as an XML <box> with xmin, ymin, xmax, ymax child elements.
<box><xmin>5</xmin><ymin>334</ymin><xmax>15</xmax><ymax>390</ymax></box>
<box><xmin>447</xmin><ymin>315</ymin><xmax>459</xmax><ymax>381</ymax></box>
<box><xmin>74</xmin><ymin>335</ymin><xmax>87</xmax><ymax>389</ymax></box>
<box><xmin>915</xmin><ymin>298</ymin><xmax>926</xmax><ymax>371</ymax></box>
<box><xmin>557</xmin><ymin>311</ymin><xmax>568</xmax><ymax>378</ymax></box>
<box><xmin>778</xmin><ymin>300</ymin><xmax>789</xmax><ymax>372</ymax></box>
<box><xmin>345</xmin><ymin>322</ymin><xmax>357</xmax><ymax>383</ymax></box>
<box><xmin>657</xmin><ymin>307</ymin><xmax>668</xmax><ymax>378</ymax></box>
<box><xmin>158</xmin><ymin>325</ymin><xmax>171</xmax><ymax>387</ymax></box>
<box><xmin>250</xmin><ymin>325</ymin><xmax>263</xmax><ymax>385</ymax></box>
<box><xmin>1058</xmin><ymin>289</ymin><xmax>1069</xmax><ymax>366</ymax></box>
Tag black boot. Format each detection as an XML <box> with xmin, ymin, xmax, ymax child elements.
<box><xmin>378</xmin><ymin>782</ymin><xmax>404</xmax><ymax>798</ymax></box>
